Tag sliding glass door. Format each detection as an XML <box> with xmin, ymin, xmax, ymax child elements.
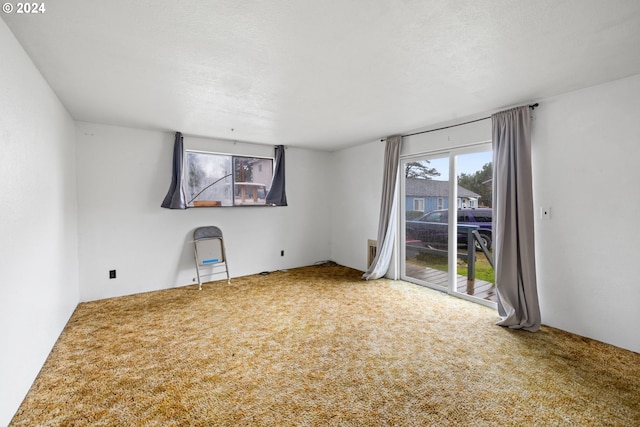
<box><xmin>403</xmin><ymin>154</ymin><xmax>451</xmax><ymax>292</ymax></box>
<box><xmin>453</xmin><ymin>149</ymin><xmax>495</xmax><ymax>304</ymax></box>
<box><xmin>400</xmin><ymin>144</ymin><xmax>497</xmax><ymax>308</ymax></box>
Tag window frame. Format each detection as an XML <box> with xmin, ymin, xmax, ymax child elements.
<box><xmin>184</xmin><ymin>149</ymin><xmax>274</xmax><ymax>207</ymax></box>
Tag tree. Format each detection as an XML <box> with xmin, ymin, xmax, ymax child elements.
<box><xmin>457</xmin><ymin>162</ymin><xmax>493</xmax><ymax>207</ymax></box>
<box><xmin>234</xmin><ymin>158</ymin><xmax>253</xmax><ymax>183</ymax></box>
<box><xmin>187</xmin><ymin>152</ymin><xmax>204</xmax><ymax>195</ymax></box>
<box><xmin>405</xmin><ymin>160</ymin><xmax>441</xmax><ymax>179</ymax></box>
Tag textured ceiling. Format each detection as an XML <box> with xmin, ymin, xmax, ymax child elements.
<box><xmin>3</xmin><ymin>0</ymin><xmax>640</xmax><ymax>150</ymax></box>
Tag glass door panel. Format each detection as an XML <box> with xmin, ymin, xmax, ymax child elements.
<box><xmin>403</xmin><ymin>156</ymin><xmax>450</xmax><ymax>290</ymax></box>
<box><xmin>453</xmin><ymin>150</ymin><xmax>497</xmax><ymax>305</ymax></box>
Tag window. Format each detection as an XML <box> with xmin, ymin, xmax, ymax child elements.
<box><xmin>413</xmin><ymin>198</ymin><xmax>425</xmax><ymax>212</ymax></box>
<box><xmin>185</xmin><ymin>151</ymin><xmax>273</xmax><ymax>207</ymax></box>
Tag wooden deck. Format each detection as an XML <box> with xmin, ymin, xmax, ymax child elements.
<box><xmin>405</xmin><ymin>262</ymin><xmax>497</xmax><ymax>304</ymax></box>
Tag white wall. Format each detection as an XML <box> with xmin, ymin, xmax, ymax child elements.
<box><xmin>402</xmin><ymin>118</ymin><xmax>492</xmax><ymax>156</ymax></box>
<box><xmin>533</xmin><ymin>74</ymin><xmax>640</xmax><ymax>353</ymax></box>
<box><xmin>329</xmin><ymin>140</ymin><xmax>385</xmax><ymax>272</ymax></box>
<box><xmin>0</xmin><ymin>20</ymin><xmax>79</xmax><ymax>426</ymax></box>
<box><xmin>76</xmin><ymin>123</ymin><xmax>332</xmax><ymax>301</ymax></box>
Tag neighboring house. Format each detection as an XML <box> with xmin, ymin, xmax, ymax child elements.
<box><xmin>405</xmin><ymin>178</ymin><xmax>480</xmax><ymax>213</ymax></box>
<box><xmin>247</xmin><ymin>158</ymin><xmax>274</xmax><ymax>191</ymax></box>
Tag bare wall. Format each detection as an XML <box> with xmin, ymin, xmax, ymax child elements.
<box><xmin>0</xmin><ymin>19</ymin><xmax>79</xmax><ymax>426</ymax></box>
<box><xmin>532</xmin><ymin>74</ymin><xmax>640</xmax><ymax>353</ymax></box>
<box><xmin>329</xmin><ymin>140</ymin><xmax>385</xmax><ymax>272</ymax></box>
<box><xmin>75</xmin><ymin>123</ymin><xmax>333</xmax><ymax>301</ymax></box>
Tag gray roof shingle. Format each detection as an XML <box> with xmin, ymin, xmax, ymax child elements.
<box><xmin>405</xmin><ymin>178</ymin><xmax>480</xmax><ymax>198</ymax></box>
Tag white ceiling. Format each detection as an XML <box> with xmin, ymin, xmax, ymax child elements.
<box><xmin>4</xmin><ymin>0</ymin><xmax>640</xmax><ymax>151</ymax></box>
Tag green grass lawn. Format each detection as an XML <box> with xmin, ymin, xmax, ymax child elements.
<box><xmin>414</xmin><ymin>252</ymin><xmax>448</xmax><ymax>271</ymax></box>
<box><xmin>458</xmin><ymin>254</ymin><xmax>494</xmax><ymax>283</ymax></box>
<box><xmin>412</xmin><ymin>249</ymin><xmax>494</xmax><ymax>283</ymax></box>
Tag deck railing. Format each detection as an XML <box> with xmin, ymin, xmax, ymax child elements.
<box><xmin>462</xmin><ymin>226</ymin><xmax>494</xmax><ymax>284</ymax></box>
<box><xmin>405</xmin><ymin>225</ymin><xmax>494</xmax><ymax>285</ymax></box>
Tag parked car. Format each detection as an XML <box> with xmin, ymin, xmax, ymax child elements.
<box><xmin>406</xmin><ymin>208</ymin><xmax>493</xmax><ymax>250</ymax></box>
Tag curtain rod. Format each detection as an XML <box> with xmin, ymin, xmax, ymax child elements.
<box><xmin>381</xmin><ymin>103</ymin><xmax>539</xmax><ymax>141</ymax></box>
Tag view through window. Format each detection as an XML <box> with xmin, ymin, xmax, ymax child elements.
<box><xmin>404</xmin><ymin>156</ymin><xmax>451</xmax><ymax>292</ymax></box>
<box><xmin>402</xmin><ymin>148</ymin><xmax>496</xmax><ymax>306</ymax></box>
<box><xmin>186</xmin><ymin>151</ymin><xmax>274</xmax><ymax>207</ymax></box>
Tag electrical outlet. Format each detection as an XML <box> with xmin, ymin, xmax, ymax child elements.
<box><xmin>109</xmin><ymin>270</ymin><xmax>116</xmax><ymax>279</ymax></box>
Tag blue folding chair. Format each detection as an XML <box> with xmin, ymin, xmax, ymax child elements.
<box><xmin>193</xmin><ymin>226</ymin><xmax>230</xmax><ymax>290</ymax></box>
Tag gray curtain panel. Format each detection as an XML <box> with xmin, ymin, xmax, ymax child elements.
<box><xmin>363</xmin><ymin>135</ymin><xmax>401</xmax><ymax>280</ymax></box>
<box><xmin>492</xmin><ymin>106</ymin><xmax>541</xmax><ymax>331</ymax></box>
<box><xmin>266</xmin><ymin>145</ymin><xmax>287</xmax><ymax>206</ymax></box>
<box><xmin>161</xmin><ymin>131</ymin><xmax>187</xmax><ymax>209</ymax></box>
